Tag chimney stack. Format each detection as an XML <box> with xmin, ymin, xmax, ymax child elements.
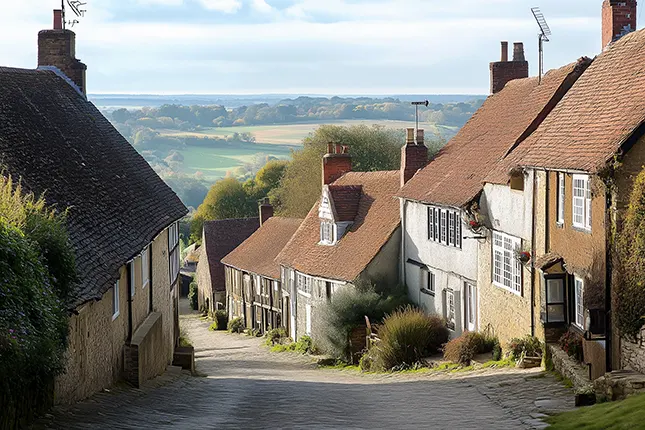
<box><xmin>489</xmin><ymin>41</ymin><xmax>529</xmax><ymax>94</ymax></box>
<box><xmin>602</xmin><ymin>0</ymin><xmax>637</xmax><ymax>49</ymax></box>
<box><xmin>259</xmin><ymin>198</ymin><xmax>274</xmax><ymax>226</ymax></box>
<box><xmin>38</xmin><ymin>10</ymin><xmax>88</xmax><ymax>95</ymax></box>
<box><xmin>322</xmin><ymin>143</ymin><xmax>352</xmax><ymax>186</ymax></box>
<box><xmin>401</xmin><ymin>128</ymin><xmax>428</xmax><ymax>187</ymax></box>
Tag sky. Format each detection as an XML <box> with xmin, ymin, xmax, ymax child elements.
<box><xmin>1</xmin><ymin>0</ymin><xmax>643</xmax><ymax>95</ymax></box>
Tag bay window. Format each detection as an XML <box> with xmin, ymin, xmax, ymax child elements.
<box><xmin>574</xmin><ymin>276</ymin><xmax>585</xmax><ymax>329</ymax></box>
<box><xmin>557</xmin><ymin>173</ymin><xmax>565</xmax><ymax>225</ymax></box>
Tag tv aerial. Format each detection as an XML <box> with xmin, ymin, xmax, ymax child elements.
<box><xmin>61</xmin><ymin>0</ymin><xmax>88</xmax><ymax>30</ymax></box>
<box><xmin>531</xmin><ymin>7</ymin><xmax>552</xmax><ymax>84</ymax></box>
<box><xmin>411</xmin><ymin>100</ymin><xmax>429</xmax><ymax>133</ymax></box>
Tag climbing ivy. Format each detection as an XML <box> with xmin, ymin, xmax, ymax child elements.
<box><xmin>616</xmin><ymin>169</ymin><xmax>645</xmax><ymax>339</ymax></box>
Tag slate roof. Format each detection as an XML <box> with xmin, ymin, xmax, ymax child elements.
<box><xmin>328</xmin><ymin>185</ymin><xmax>362</xmax><ymax>222</ymax></box>
<box><xmin>0</xmin><ymin>67</ymin><xmax>187</xmax><ymax>308</ymax></box>
<box><xmin>398</xmin><ymin>60</ymin><xmax>590</xmax><ymax>206</ymax></box>
<box><xmin>202</xmin><ymin>218</ymin><xmax>260</xmax><ymax>292</ymax></box>
<box><xmin>221</xmin><ymin>217</ymin><xmax>302</xmax><ymax>280</ymax></box>
<box><xmin>276</xmin><ymin>171</ymin><xmax>400</xmax><ymax>282</ymax></box>
<box><xmin>501</xmin><ymin>29</ymin><xmax>645</xmax><ymax>173</ymax></box>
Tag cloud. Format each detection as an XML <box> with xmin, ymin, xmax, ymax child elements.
<box><xmin>198</xmin><ymin>0</ymin><xmax>242</xmax><ymax>13</ymax></box>
<box><xmin>251</xmin><ymin>0</ymin><xmax>273</xmax><ymax>14</ymax></box>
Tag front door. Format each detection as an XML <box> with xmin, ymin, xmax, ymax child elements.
<box><xmin>465</xmin><ymin>282</ymin><xmax>477</xmax><ymax>332</ymax></box>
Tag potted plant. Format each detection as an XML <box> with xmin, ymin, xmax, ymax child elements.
<box><xmin>516</xmin><ymin>250</ymin><xmax>532</xmax><ymax>265</ymax></box>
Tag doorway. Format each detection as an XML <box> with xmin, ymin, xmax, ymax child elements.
<box><xmin>465</xmin><ymin>282</ymin><xmax>477</xmax><ymax>332</ymax></box>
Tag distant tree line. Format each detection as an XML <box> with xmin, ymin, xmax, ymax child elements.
<box><xmin>109</xmin><ymin>96</ymin><xmax>482</xmax><ymax>131</ymax></box>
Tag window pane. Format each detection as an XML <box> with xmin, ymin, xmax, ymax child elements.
<box><xmin>547</xmin><ymin>304</ymin><xmax>565</xmax><ymax>323</ymax></box>
<box><xmin>547</xmin><ymin>279</ymin><xmax>564</xmax><ymax>302</ymax></box>
<box><xmin>455</xmin><ymin>214</ymin><xmax>461</xmax><ymax>248</ymax></box>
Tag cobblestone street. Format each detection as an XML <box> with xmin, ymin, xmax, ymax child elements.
<box><xmin>38</xmin><ymin>302</ymin><xmax>576</xmax><ymax>430</ymax></box>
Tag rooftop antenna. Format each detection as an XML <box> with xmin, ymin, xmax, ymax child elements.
<box><xmin>531</xmin><ymin>6</ymin><xmax>551</xmax><ymax>84</ymax></box>
<box><xmin>411</xmin><ymin>100</ymin><xmax>429</xmax><ymax>133</ymax></box>
<box><xmin>61</xmin><ymin>0</ymin><xmax>88</xmax><ymax>30</ymax></box>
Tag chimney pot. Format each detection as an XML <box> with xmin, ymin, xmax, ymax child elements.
<box><xmin>335</xmin><ymin>143</ymin><xmax>342</xmax><ymax>154</ymax></box>
<box><xmin>327</xmin><ymin>143</ymin><xmax>334</xmax><ymax>154</ymax></box>
<box><xmin>501</xmin><ymin>41</ymin><xmax>508</xmax><ymax>62</ymax></box>
<box><xmin>406</xmin><ymin>128</ymin><xmax>415</xmax><ymax>145</ymax></box>
<box><xmin>342</xmin><ymin>145</ymin><xmax>349</xmax><ymax>154</ymax></box>
<box><xmin>416</xmin><ymin>129</ymin><xmax>425</xmax><ymax>145</ymax></box>
<box><xmin>53</xmin><ymin>10</ymin><xmax>63</xmax><ymax>30</ymax></box>
<box><xmin>513</xmin><ymin>42</ymin><xmax>525</xmax><ymax>62</ymax></box>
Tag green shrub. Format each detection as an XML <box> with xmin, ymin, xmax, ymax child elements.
<box><xmin>443</xmin><ymin>332</ymin><xmax>500</xmax><ymax>365</ymax></box>
<box><xmin>367</xmin><ymin>306</ymin><xmax>449</xmax><ymax>371</ymax></box>
<box><xmin>208</xmin><ymin>322</ymin><xmax>218</xmax><ymax>331</ymax></box>
<box><xmin>314</xmin><ymin>281</ymin><xmax>410</xmax><ymax>362</ymax></box>
<box><xmin>0</xmin><ymin>177</ymin><xmax>77</xmax><ymax>428</ymax></box>
<box><xmin>188</xmin><ymin>281</ymin><xmax>198</xmax><ymax>310</ymax></box>
<box><xmin>508</xmin><ymin>335</ymin><xmax>543</xmax><ymax>360</ymax></box>
<box><xmin>294</xmin><ymin>335</ymin><xmax>314</xmax><ymax>354</ymax></box>
<box><xmin>214</xmin><ymin>310</ymin><xmax>228</xmax><ymax>331</ymax></box>
<box><xmin>265</xmin><ymin>328</ymin><xmax>289</xmax><ymax>346</ymax></box>
<box><xmin>228</xmin><ymin>317</ymin><xmax>245</xmax><ymax>333</ymax></box>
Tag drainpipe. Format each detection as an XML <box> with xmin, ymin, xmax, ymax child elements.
<box><xmin>127</xmin><ymin>263</ymin><xmax>133</xmax><ymax>343</ymax></box>
<box><xmin>149</xmin><ymin>244</ymin><xmax>154</xmax><ymax>313</ymax></box>
<box><xmin>401</xmin><ymin>199</ymin><xmax>408</xmax><ymax>287</ymax></box>
<box><xmin>605</xmin><ymin>187</ymin><xmax>613</xmax><ymax>372</ymax></box>
<box><xmin>530</xmin><ymin>169</ymin><xmax>537</xmax><ymax>337</ymax></box>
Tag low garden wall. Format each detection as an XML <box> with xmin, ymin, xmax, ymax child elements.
<box><xmin>124</xmin><ymin>312</ymin><xmax>167</xmax><ymax>388</ymax></box>
<box><xmin>547</xmin><ymin>344</ymin><xmax>591</xmax><ymax>391</ymax></box>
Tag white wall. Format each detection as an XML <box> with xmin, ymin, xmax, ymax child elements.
<box><xmin>402</xmin><ymin>200</ymin><xmax>478</xmax><ymax>337</ymax></box>
<box><xmin>480</xmin><ymin>171</ymin><xmax>534</xmax><ymax>240</ymax></box>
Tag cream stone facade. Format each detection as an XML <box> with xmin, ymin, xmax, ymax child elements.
<box><xmin>55</xmin><ymin>224</ymin><xmax>180</xmax><ymax>404</ymax></box>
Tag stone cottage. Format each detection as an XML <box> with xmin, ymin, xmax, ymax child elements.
<box><xmin>494</xmin><ymin>2</ymin><xmax>645</xmax><ymax>377</ymax></box>
<box><xmin>195</xmin><ymin>217</ymin><xmax>260</xmax><ymax>312</ymax></box>
<box><xmin>276</xmin><ymin>142</ymin><xmax>405</xmax><ymax>341</ymax></box>
<box><xmin>222</xmin><ymin>212</ymin><xmax>302</xmax><ymax>334</ymax></box>
<box><xmin>0</xmin><ymin>11</ymin><xmax>188</xmax><ymax>403</ymax></box>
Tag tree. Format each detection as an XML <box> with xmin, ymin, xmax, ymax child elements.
<box><xmin>272</xmin><ymin>124</ymin><xmax>405</xmax><ymax>217</ymax></box>
<box><xmin>190</xmin><ymin>178</ymin><xmax>257</xmax><ymax>241</ymax></box>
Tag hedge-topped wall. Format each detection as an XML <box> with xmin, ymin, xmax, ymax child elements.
<box><xmin>0</xmin><ymin>177</ymin><xmax>76</xmax><ymax>429</ymax></box>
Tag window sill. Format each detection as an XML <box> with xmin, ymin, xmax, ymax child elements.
<box><xmin>112</xmin><ymin>311</ymin><xmax>120</xmax><ymax>321</ymax></box>
<box><xmin>297</xmin><ymin>290</ymin><xmax>311</xmax><ymax>299</ymax></box>
<box><xmin>492</xmin><ymin>281</ymin><xmax>522</xmax><ymax>297</ymax></box>
<box><xmin>420</xmin><ymin>288</ymin><xmax>435</xmax><ymax>297</ymax></box>
<box><xmin>428</xmin><ymin>240</ymin><xmax>462</xmax><ymax>250</ymax></box>
<box><xmin>572</xmin><ymin>225</ymin><xmax>592</xmax><ymax>234</ymax></box>
<box><xmin>142</xmin><ymin>281</ymin><xmax>149</xmax><ymax>289</ymax></box>
<box><xmin>556</xmin><ymin>222</ymin><xmax>564</xmax><ymax>229</ymax></box>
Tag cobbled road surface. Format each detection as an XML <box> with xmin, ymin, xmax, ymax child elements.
<box><xmin>38</xmin><ymin>300</ymin><xmax>575</xmax><ymax>430</ymax></box>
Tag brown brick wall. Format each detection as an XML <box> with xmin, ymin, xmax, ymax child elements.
<box><xmin>401</xmin><ymin>144</ymin><xmax>428</xmax><ymax>186</ymax></box>
<box><xmin>489</xmin><ymin>61</ymin><xmax>529</xmax><ymax>94</ymax></box>
<box><xmin>602</xmin><ymin>0</ymin><xmax>637</xmax><ymax>48</ymax></box>
<box><xmin>322</xmin><ymin>153</ymin><xmax>352</xmax><ymax>186</ymax></box>
<box><xmin>37</xmin><ymin>30</ymin><xmax>87</xmax><ymax>94</ymax></box>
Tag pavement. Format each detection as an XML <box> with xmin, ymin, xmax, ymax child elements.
<box><xmin>36</xmin><ymin>300</ymin><xmax>576</xmax><ymax>430</ymax></box>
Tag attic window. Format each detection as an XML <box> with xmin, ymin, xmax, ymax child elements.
<box><xmin>510</xmin><ymin>172</ymin><xmax>525</xmax><ymax>191</ymax></box>
<box><xmin>320</xmin><ymin>221</ymin><xmax>336</xmax><ymax>245</ymax></box>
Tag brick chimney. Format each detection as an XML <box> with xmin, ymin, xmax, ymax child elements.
<box><xmin>259</xmin><ymin>197</ymin><xmax>274</xmax><ymax>226</ymax></box>
<box><xmin>38</xmin><ymin>10</ymin><xmax>88</xmax><ymax>95</ymax></box>
<box><xmin>602</xmin><ymin>0</ymin><xmax>637</xmax><ymax>49</ymax></box>
<box><xmin>322</xmin><ymin>143</ymin><xmax>352</xmax><ymax>186</ymax></box>
<box><xmin>489</xmin><ymin>41</ymin><xmax>529</xmax><ymax>94</ymax></box>
<box><xmin>401</xmin><ymin>128</ymin><xmax>428</xmax><ymax>187</ymax></box>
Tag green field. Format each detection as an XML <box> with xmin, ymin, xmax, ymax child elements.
<box><xmin>160</xmin><ymin>120</ymin><xmax>457</xmax><ymax>182</ymax></box>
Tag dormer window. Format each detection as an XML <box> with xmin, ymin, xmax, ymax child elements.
<box><xmin>321</xmin><ymin>221</ymin><xmax>336</xmax><ymax>245</ymax></box>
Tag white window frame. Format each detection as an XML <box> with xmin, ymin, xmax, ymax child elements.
<box><xmin>141</xmin><ymin>246</ymin><xmax>150</xmax><ymax>289</ymax></box>
<box><xmin>130</xmin><ymin>261</ymin><xmax>136</xmax><ymax>297</ymax></box>
<box><xmin>572</xmin><ymin>174</ymin><xmax>592</xmax><ymax>231</ymax></box>
<box><xmin>445</xmin><ymin>289</ymin><xmax>456</xmax><ymax>330</ymax></box>
<box><xmin>297</xmin><ymin>273</ymin><xmax>312</xmax><ymax>296</ymax></box>
<box><xmin>427</xmin><ymin>205</ymin><xmax>461</xmax><ymax>249</ymax></box>
<box><xmin>169</xmin><ymin>222</ymin><xmax>180</xmax><ymax>285</ymax></box>
<box><xmin>320</xmin><ymin>221</ymin><xmax>335</xmax><ymax>245</ymax></box>
<box><xmin>112</xmin><ymin>280</ymin><xmax>120</xmax><ymax>321</ymax></box>
<box><xmin>492</xmin><ymin>231</ymin><xmax>522</xmax><ymax>295</ymax></box>
<box><xmin>427</xmin><ymin>270</ymin><xmax>435</xmax><ymax>294</ymax></box>
<box><xmin>574</xmin><ymin>276</ymin><xmax>585</xmax><ymax>330</ymax></box>
<box><xmin>557</xmin><ymin>173</ymin><xmax>565</xmax><ymax>225</ymax></box>
<box><xmin>306</xmin><ymin>304</ymin><xmax>312</xmax><ymax>335</ymax></box>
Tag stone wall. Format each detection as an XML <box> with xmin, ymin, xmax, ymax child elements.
<box><xmin>548</xmin><ymin>344</ymin><xmax>591</xmax><ymax>391</ymax></box>
<box><xmin>620</xmin><ymin>327</ymin><xmax>645</xmax><ymax>374</ymax></box>
<box><xmin>151</xmin><ymin>229</ymin><xmax>175</xmax><ymax>363</ymax></box>
<box><xmin>124</xmin><ymin>312</ymin><xmax>165</xmax><ymax>388</ymax></box>
<box><xmin>54</xmin><ymin>267</ymin><xmax>128</xmax><ymax>404</ymax></box>
<box><xmin>196</xmin><ymin>230</ymin><xmax>212</xmax><ymax>312</ymax></box>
